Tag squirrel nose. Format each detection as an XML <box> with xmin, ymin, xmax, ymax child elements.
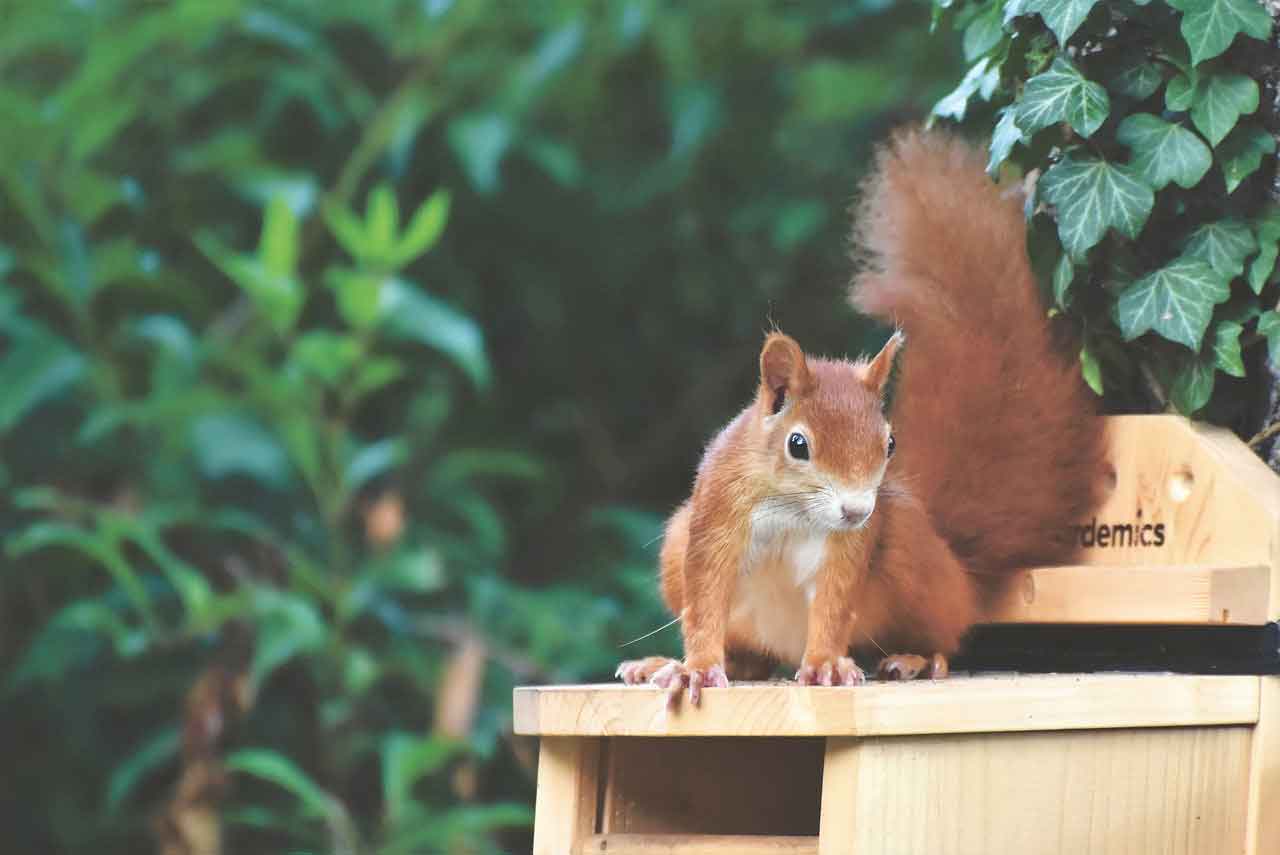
<box><xmin>840</xmin><ymin>503</ymin><xmax>873</xmax><ymax>526</ymax></box>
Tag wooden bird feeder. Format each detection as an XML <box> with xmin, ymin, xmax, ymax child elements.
<box><xmin>514</xmin><ymin>415</ymin><xmax>1280</xmax><ymax>854</ymax></box>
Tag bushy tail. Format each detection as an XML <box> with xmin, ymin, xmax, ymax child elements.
<box><xmin>851</xmin><ymin>129</ymin><xmax>1105</xmax><ymax>582</ymax></box>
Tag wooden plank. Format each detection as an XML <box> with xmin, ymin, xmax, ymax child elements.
<box><xmin>602</xmin><ymin>737</ymin><xmax>822</xmax><ymax>835</ymax></box>
<box><xmin>513</xmin><ymin>674</ymin><xmax>1260</xmax><ymax>738</ymax></box>
<box><xmin>833</xmin><ymin>725</ymin><xmax>1252</xmax><ymax>855</ymax></box>
<box><xmin>817</xmin><ymin>738</ymin><xmax>858</xmax><ymax>855</ymax></box>
<box><xmin>986</xmin><ymin>564</ymin><xmax>1270</xmax><ymax>625</ymax></box>
<box><xmin>532</xmin><ymin>737</ymin><xmax>601</xmax><ymax>855</ymax></box>
<box><xmin>1068</xmin><ymin>416</ymin><xmax>1280</xmax><ymax>581</ymax></box>
<box><xmin>578</xmin><ymin>834</ymin><xmax>817</xmax><ymax>854</ymax></box>
<box><xmin>1246</xmin><ymin>676</ymin><xmax>1280</xmax><ymax>855</ymax></box>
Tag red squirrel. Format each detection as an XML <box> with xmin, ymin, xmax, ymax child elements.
<box><xmin>617</xmin><ymin>129</ymin><xmax>1106</xmax><ymax>703</ymax></box>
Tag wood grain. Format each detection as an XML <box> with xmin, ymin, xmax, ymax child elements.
<box><xmin>514</xmin><ymin>674</ymin><xmax>1260</xmax><ymax>738</ymax></box>
<box><xmin>532</xmin><ymin>736</ymin><xmax>601</xmax><ymax>855</ymax></box>
<box><xmin>988</xmin><ymin>563</ymin><xmax>1270</xmax><ymax>624</ymax></box>
<box><xmin>577</xmin><ymin>834</ymin><xmax>817</xmax><ymax>854</ymax></box>
<box><xmin>833</xmin><ymin>726</ymin><xmax>1252</xmax><ymax>855</ymax></box>
<box><xmin>1246</xmin><ymin>676</ymin><xmax>1280</xmax><ymax>855</ymax></box>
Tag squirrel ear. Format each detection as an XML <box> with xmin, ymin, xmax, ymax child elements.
<box><xmin>759</xmin><ymin>333</ymin><xmax>812</xmax><ymax>414</ymax></box>
<box><xmin>863</xmin><ymin>330</ymin><xmax>904</xmax><ymax>396</ymax></box>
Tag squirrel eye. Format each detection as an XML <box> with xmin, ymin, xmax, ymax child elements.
<box><xmin>887</xmin><ymin>433</ymin><xmax>896</xmax><ymax>458</ymax></box>
<box><xmin>787</xmin><ymin>432</ymin><xmax>809</xmax><ymax>461</ymax></box>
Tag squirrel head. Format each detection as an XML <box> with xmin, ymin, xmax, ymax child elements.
<box><xmin>754</xmin><ymin>331</ymin><xmax>902</xmax><ymax>531</ymax></box>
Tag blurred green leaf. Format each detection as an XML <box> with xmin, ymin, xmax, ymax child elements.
<box><xmin>367</xmin><ymin>183</ymin><xmax>401</xmax><ymax>258</ymax></box>
<box><xmin>0</xmin><ymin>328</ymin><xmax>85</xmax><ymax>431</ymax></box>
<box><xmin>225</xmin><ymin>748</ymin><xmax>339</xmax><ymax>818</ymax></box>
<box><xmin>1079</xmin><ymin>345</ymin><xmax>1104</xmax><ymax>395</ymax></box>
<box><xmin>381</xmin><ymin>733</ymin><xmax>458</xmax><ymax>822</ymax></box>
<box><xmin>327</xmin><ymin>268</ymin><xmax>385</xmax><ymax>330</ymax></box>
<box><xmin>345</xmin><ymin>438</ymin><xmax>408</xmax><ymax>493</ymax></box>
<box><xmin>390</xmin><ymin>190</ymin><xmax>451</xmax><ymax>268</ymax></box>
<box><xmin>380</xmin><ymin>279</ymin><xmax>489</xmax><ymax>389</ymax></box>
<box><xmin>447</xmin><ymin>113</ymin><xmax>513</xmax><ymax>194</ymax></box>
<box><xmin>259</xmin><ymin>195</ymin><xmax>300</xmax><ymax>278</ymax></box>
<box><xmin>191</xmin><ymin>414</ymin><xmax>292</xmax><ymax>488</ymax></box>
<box><xmin>107</xmin><ymin>728</ymin><xmax>180</xmax><ymax>812</ymax></box>
<box><xmin>197</xmin><ymin>232</ymin><xmax>303</xmax><ymax>335</ymax></box>
<box><xmin>250</xmin><ymin>588</ymin><xmax>326</xmax><ymax>685</ymax></box>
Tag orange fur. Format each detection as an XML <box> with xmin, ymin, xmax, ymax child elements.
<box><xmin>621</xmin><ymin>129</ymin><xmax>1105</xmax><ymax>699</ymax></box>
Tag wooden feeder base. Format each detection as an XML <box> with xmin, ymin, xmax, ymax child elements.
<box><xmin>515</xmin><ymin>674</ymin><xmax>1280</xmax><ymax>854</ymax></box>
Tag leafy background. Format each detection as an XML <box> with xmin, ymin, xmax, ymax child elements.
<box><xmin>0</xmin><ymin>1</ymin><xmax>967</xmax><ymax>853</ymax></box>
<box><xmin>5</xmin><ymin>1</ymin><xmax>1279</xmax><ymax>852</ymax></box>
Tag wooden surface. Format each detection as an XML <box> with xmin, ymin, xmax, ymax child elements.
<box><xmin>829</xmin><ymin>725</ymin><xmax>1252</xmax><ymax>855</ymax></box>
<box><xmin>578</xmin><ymin>835</ymin><xmax>817</xmax><ymax>854</ymax></box>
<box><xmin>602</xmin><ymin>737</ymin><xmax>822</xmax><ymax>835</ymax></box>
<box><xmin>1069</xmin><ymin>416</ymin><xmax>1280</xmax><ymax>576</ymax></box>
<box><xmin>532</xmin><ymin>736</ymin><xmax>601</xmax><ymax>855</ymax></box>
<box><xmin>817</xmin><ymin>738</ymin><xmax>859</xmax><ymax>855</ymax></box>
<box><xmin>1246</xmin><ymin>676</ymin><xmax>1280</xmax><ymax>855</ymax></box>
<box><xmin>514</xmin><ymin>674</ymin><xmax>1260</xmax><ymax>737</ymax></box>
<box><xmin>988</xmin><ymin>563</ymin><xmax>1270</xmax><ymax>624</ymax></box>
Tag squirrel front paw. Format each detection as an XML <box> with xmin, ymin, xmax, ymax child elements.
<box><xmin>877</xmin><ymin>652</ymin><xmax>949</xmax><ymax>681</ymax></box>
<box><xmin>795</xmin><ymin>655</ymin><xmax>865</xmax><ymax>686</ymax></box>
<box><xmin>615</xmin><ymin>656</ymin><xmax>677</xmax><ymax>685</ymax></box>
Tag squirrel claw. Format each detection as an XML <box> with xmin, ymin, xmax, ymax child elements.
<box><xmin>648</xmin><ymin>661</ymin><xmax>728</xmax><ymax>706</ymax></box>
<box><xmin>796</xmin><ymin>656</ymin><xmax>864</xmax><ymax>687</ymax></box>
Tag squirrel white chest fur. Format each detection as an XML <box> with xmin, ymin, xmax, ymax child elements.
<box><xmin>728</xmin><ymin>505</ymin><xmax>828</xmax><ymax>663</ymax></box>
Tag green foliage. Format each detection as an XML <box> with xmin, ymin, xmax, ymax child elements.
<box><xmin>0</xmin><ymin>1</ymin><xmax>961</xmax><ymax>852</ymax></box>
<box><xmin>933</xmin><ymin>0</ymin><xmax>1278</xmax><ymax>417</ymax></box>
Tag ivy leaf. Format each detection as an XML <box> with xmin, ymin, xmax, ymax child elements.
<box><xmin>987</xmin><ymin>107</ymin><xmax>1024</xmax><ymax>175</ymax></box>
<box><xmin>1021</xmin><ymin>0</ymin><xmax>1101</xmax><ymax>44</ymax></box>
<box><xmin>1165</xmin><ymin>72</ymin><xmax>1198</xmax><ymax>111</ymax></box>
<box><xmin>1040</xmin><ymin>152</ymin><xmax>1154</xmax><ymax>258</ymax></box>
<box><xmin>1181</xmin><ymin>219</ymin><xmax>1256</xmax><ymax>277</ymax></box>
<box><xmin>1191</xmin><ymin>73</ymin><xmax>1259</xmax><ymax>147</ymax></box>
<box><xmin>1170</xmin><ymin>352</ymin><xmax>1216</xmax><ymax>414</ymax></box>
<box><xmin>963</xmin><ymin>3</ymin><xmax>1005</xmax><ymax>60</ymax></box>
<box><xmin>1114</xmin><ymin>255</ymin><xmax>1231</xmax><ymax>348</ymax></box>
<box><xmin>1079</xmin><ymin>345</ymin><xmax>1104</xmax><ymax>395</ymax></box>
<box><xmin>1015</xmin><ymin>56</ymin><xmax>1110</xmax><ymax>138</ymax></box>
<box><xmin>933</xmin><ymin>57</ymin><xmax>1000</xmax><ymax>121</ymax></box>
<box><xmin>1108</xmin><ymin>57</ymin><xmax>1167</xmax><ymax>100</ymax></box>
<box><xmin>1167</xmin><ymin>0</ymin><xmax>1273</xmax><ymax>65</ymax></box>
<box><xmin>1259</xmin><ymin>310</ymin><xmax>1280</xmax><ymax>366</ymax></box>
<box><xmin>1218</xmin><ymin>122</ymin><xmax>1277</xmax><ymax>193</ymax></box>
<box><xmin>1116</xmin><ymin>113</ymin><xmax>1212</xmax><ymax>190</ymax></box>
<box><xmin>1053</xmin><ymin>252</ymin><xmax>1075</xmax><ymax>308</ymax></box>
<box><xmin>1249</xmin><ymin>209</ymin><xmax>1280</xmax><ymax>293</ymax></box>
<box><xmin>1211</xmin><ymin>319</ymin><xmax>1246</xmax><ymax>377</ymax></box>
